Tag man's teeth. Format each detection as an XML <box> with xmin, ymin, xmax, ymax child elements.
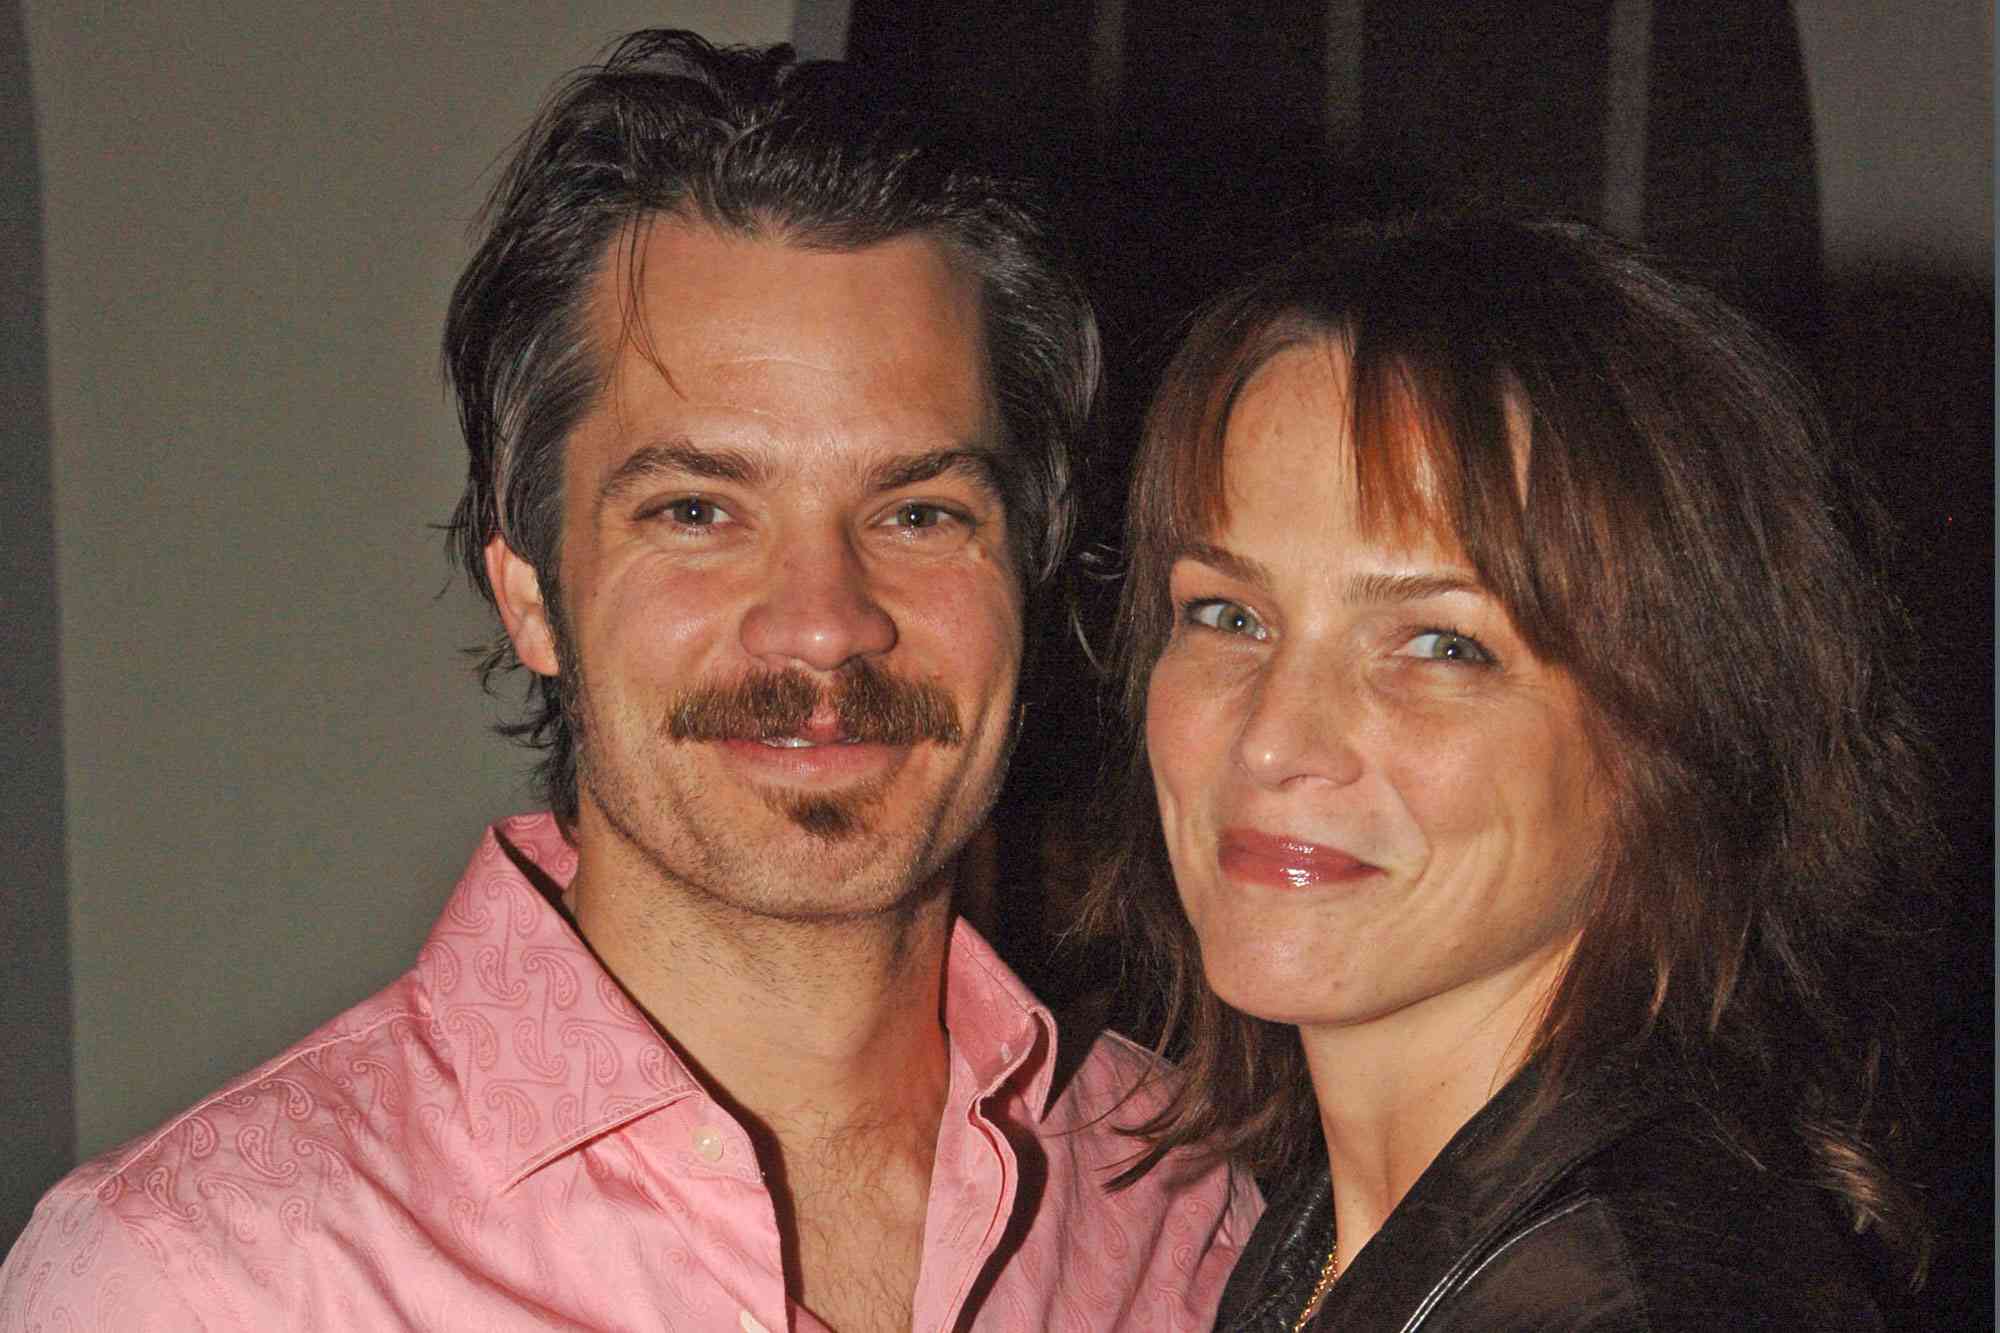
<box><xmin>758</xmin><ymin>736</ymin><xmax>857</xmax><ymax>748</ymax></box>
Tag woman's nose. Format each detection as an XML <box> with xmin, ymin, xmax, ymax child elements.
<box><xmin>1232</xmin><ymin>649</ymin><xmax>1365</xmax><ymax>790</ymax></box>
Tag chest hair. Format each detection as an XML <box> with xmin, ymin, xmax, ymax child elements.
<box><xmin>775</xmin><ymin>1120</ymin><xmax>937</xmax><ymax>1333</ymax></box>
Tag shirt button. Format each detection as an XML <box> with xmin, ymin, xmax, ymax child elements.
<box><xmin>738</xmin><ymin>1310</ymin><xmax>770</xmax><ymax>1333</ymax></box>
<box><xmin>692</xmin><ymin>1126</ymin><xmax>725</xmax><ymax>1163</ymax></box>
<box><xmin>999</xmin><ymin>1042</ymin><xmax>1013</xmax><ymax>1062</ymax></box>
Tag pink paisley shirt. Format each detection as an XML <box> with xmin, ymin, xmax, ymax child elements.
<box><xmin>2</xmin><ymin>814</ymin><xmax>1258</xmax><ymax>1331</ymax></box>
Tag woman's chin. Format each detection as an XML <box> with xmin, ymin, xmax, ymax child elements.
<box><xmin>1202</xmin><ymin>952</ymin><xmax>1349</xmax><ymax>1028</ymax></box>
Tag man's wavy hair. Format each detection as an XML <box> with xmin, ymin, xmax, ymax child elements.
<box><xmin>444</xmin><ymin>30</ymin><xmax>1099</xmax><ymax>824</ymax></box>
<box><xmin>1083</xmin><ymin>216</ymin><xmax>1934</xmax><ymax>1282</ymax></box>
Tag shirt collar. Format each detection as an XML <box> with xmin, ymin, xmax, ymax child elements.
<box><xmin>941</xmin><ymin>916</ymin><xmax>1061</xmax><ymax>1117</ymax></box>
<box><xmin>413</xmin><ymin>814</ymin><xmax>698</xmax><ymax>1193</ymax></box>
<box><xmin>420</xmin><ymin>815</ymin><xmax>1066</xmax><ymax>1193</ymax></box>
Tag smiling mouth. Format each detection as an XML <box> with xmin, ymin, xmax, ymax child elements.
<box><xmin>1218</xmin><ymin>829</ymin><xmax>1381</xmax><ymax>889</ymax></box>
<box><xmin>719</xmin><ymin>731</ymin><xmax>902</xmax><ymax>790</ymax></box>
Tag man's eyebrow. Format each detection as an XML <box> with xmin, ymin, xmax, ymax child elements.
<box><xmin>596</xmin><ymin>440</ymin><xmax>763</xmax><ymax>511</ymax></box>
<box><xmin>866</xmin><ymin>447</ymin><xmax>1006</xmax><ymax>497</ymax></box>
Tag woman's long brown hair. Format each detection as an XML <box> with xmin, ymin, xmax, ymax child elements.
<box><xmin>1080</xmin><ymin>217</ymin><xmax>1935</xmax><ymax>1283</ymax></box>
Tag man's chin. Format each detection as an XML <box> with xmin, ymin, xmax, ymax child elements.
<box><xmin>770</xmin><ymin>790</ymin><xmax>872</xmax><ymax>842</ymax></box>
<box><xmin>574</xmin><ymin>738</ymin><xmax>988</xmax><ymax>919</ymax></box>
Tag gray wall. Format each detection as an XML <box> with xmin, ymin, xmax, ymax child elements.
<box><xmin>1798</xmin><ymin>2</ymin><xmax>1990</xmax><ymax>272</ymax></box>
<box><xmin>7</xmin><ymin>0</ymin><xmax>801</xmax><ymax>1246</ymax></box>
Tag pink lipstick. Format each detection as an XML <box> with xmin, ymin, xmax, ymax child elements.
<box><xmin>1218</xmin><ymin>829</ymin><xmax>1379</xmax><ymax>889</ymax></box>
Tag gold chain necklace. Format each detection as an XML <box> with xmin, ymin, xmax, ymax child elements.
<box><xmin>1290</xmin><ymin>1240</ymin><xmax>1340</xmax><ymax>1332</ymax></box>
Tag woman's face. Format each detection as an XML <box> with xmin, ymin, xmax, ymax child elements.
<box><xmin>1146</xmin><ymin>344</ymin><xmax>1606</xmax><ymax>1043</ymax></box>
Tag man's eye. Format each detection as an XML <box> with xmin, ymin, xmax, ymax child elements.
<box><xmin>885</xmin><ymin>502</ymin><xmax>956</xmax><ymax>531</ymax></box>
<box><xmin>1400</xmin><ymin>629</ymin><xmax>1494</xmax><ymax>664</ymax></box>
<box><xmin>657</xmin><ymin>497</ymin><xmax>729</xmax><ymax>527</ymax></box>
<box><xmin>1184</xmin><ymin>599</ymin><xmax>1268</xmax><ymax>639</ymax></box>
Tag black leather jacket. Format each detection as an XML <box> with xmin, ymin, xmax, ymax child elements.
<box><xmin>1214</xmin><ymin>1055</ymin><xmax>1886</xmax><ymax>1331</ymax></box>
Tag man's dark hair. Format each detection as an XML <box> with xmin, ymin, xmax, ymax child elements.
<box><xmin>443</xmin><ymin>29</ymin><xmax>1099</xmax><ymax>824</ymax></box>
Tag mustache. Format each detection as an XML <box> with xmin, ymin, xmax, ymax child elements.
<box><xmin>665</xmin><ymin>662</ymin><xmax>964</xmax><ymax>747</ymax></box>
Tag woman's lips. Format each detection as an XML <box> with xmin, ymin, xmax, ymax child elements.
<box><xmin>1217</xmin><ymin>828</ymin><xmax>1380</xmax><ymax>889</ymax></box>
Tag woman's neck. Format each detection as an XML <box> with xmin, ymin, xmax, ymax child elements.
<box><xmin>1296</xmin><ymin>938</ymin><xmax>1572</xmax><ymax>1266</ymax></box>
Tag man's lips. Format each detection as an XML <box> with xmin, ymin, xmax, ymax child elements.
<box><xmin>748</xmin><ymin>714</ymin><xmax>853</xmax><ymax>748</ymax></box>
<box><xmin>714</xmin><ymin>733</ymin><xmax>903</xmax><ymax>785</ymax></box>
<box><xmin>729</xmin><ymin>711</ymin><xmax>864</xmax><ymax>748</ymax></box>
<box><xmin>1217</xmin><ymin>828</ymin><xmax>1380</xmax><ymax>889</ymax></box>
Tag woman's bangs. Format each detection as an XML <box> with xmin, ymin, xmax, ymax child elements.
<box><xmin>1351</xmin><ymin>352</ymin><xmax>1519</xmax><ymax>575</ymax></box>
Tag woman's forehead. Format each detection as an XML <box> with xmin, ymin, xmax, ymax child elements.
<box><xmin>1208</xmin><ymin>339</ymin><xmax>1489</xmax><ymax>551</ymax></box>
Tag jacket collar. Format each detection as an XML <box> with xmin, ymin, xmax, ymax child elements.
<box><xmin>1326</xmin><ymin>1056</ymin><xmax>1662</xmax><ymax>1327</ymax></box>
<box><xmin>1221</xmin><ymin>1054</ymin><xmax>1667</xmax><ymax>1330</ymax></box>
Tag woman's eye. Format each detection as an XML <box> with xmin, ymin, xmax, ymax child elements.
<box><xmin>1185</xmin><ymin>599</ymin><xmax>1268</xmax><ymax>639</ymax></box>
<box><xmin>657</xmin><ymin>497</ymin><xmax>730</xmax><ymax>527</ymax></box>
<box><xmin>1400</xmin><ymin>629</ymin><xmax>1494</xmax><ymax>664</ymax></box>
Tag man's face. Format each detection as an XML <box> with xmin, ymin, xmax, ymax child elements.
<box><xmin>490</xmin><ymin>220</ymin><xmax>1023</xmax><ymax>921</ymax></box>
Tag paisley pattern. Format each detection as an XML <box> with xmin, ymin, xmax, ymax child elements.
<box><xmin>0</xmin><ymin>815</ymin><xmax>1259</xmax><ymax>1331</ymax></box>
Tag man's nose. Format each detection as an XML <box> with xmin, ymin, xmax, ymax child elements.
<box><xmin>737</xmin><ymin>534</ymin><xmax>897</xmax><ymax>672</ymax></box>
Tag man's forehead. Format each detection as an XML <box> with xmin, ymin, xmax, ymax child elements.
<box><xmin>594</xmin><ymin>215</ymin><xmax>985</xmax><ymax>345</ymax></box>
<box><xmin>578</xmin><ymin>218</ymin><xmax>989</xmax><ymax>410</ymax></box>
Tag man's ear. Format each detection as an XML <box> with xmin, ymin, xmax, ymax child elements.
<box><xmin>485</xmin><ymin>537</ymin><xmax>560</xmax><ymax>677</ymax></box>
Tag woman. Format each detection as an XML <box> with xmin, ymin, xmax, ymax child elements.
<box><xmin>1086</xmin><ymin>217</ymin><xmax>1932</xmax><ymax>1328</ymax></box>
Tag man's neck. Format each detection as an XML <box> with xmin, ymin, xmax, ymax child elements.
<box><xmin>564</xmin><ymin>823</ymin><xmax>956</xmax><ymax>1333</ymax></box>
<box><xmin>567</xmin><ymin>833</ymin><xmax>955</xmax><ymax>1131</ymax></box>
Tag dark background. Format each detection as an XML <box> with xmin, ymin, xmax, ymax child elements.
<box><xmin>846</xmin><ymin>1</ymin><xmax>1993</xmax><ymax>1327</ymax></box>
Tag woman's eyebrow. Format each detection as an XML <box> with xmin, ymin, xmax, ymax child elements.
<box><xmin>1174</xmin><ymin>542</ymin><xmax>1272</xmax><ymax>588</ymax></box>
<box><xmin>1344</xmin><ymin>570</ymin><xmax>1484</xmax><ymax>604</ymax></box>
<box><xmin>1173</xmin><ymin>545</ymin><xmax>1484</xmax><ymax>606</ymax></box>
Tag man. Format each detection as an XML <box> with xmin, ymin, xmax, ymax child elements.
<box><xmin>0</xmin><ymin>29</ymin><xmax>1255</xmax><ymax>1333</ymax></box>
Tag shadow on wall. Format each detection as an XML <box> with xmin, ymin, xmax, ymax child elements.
<box><xmin>0</xmin><ymin>0</ymin><xmax>76</xmax><ymax>1254</ymax></box>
